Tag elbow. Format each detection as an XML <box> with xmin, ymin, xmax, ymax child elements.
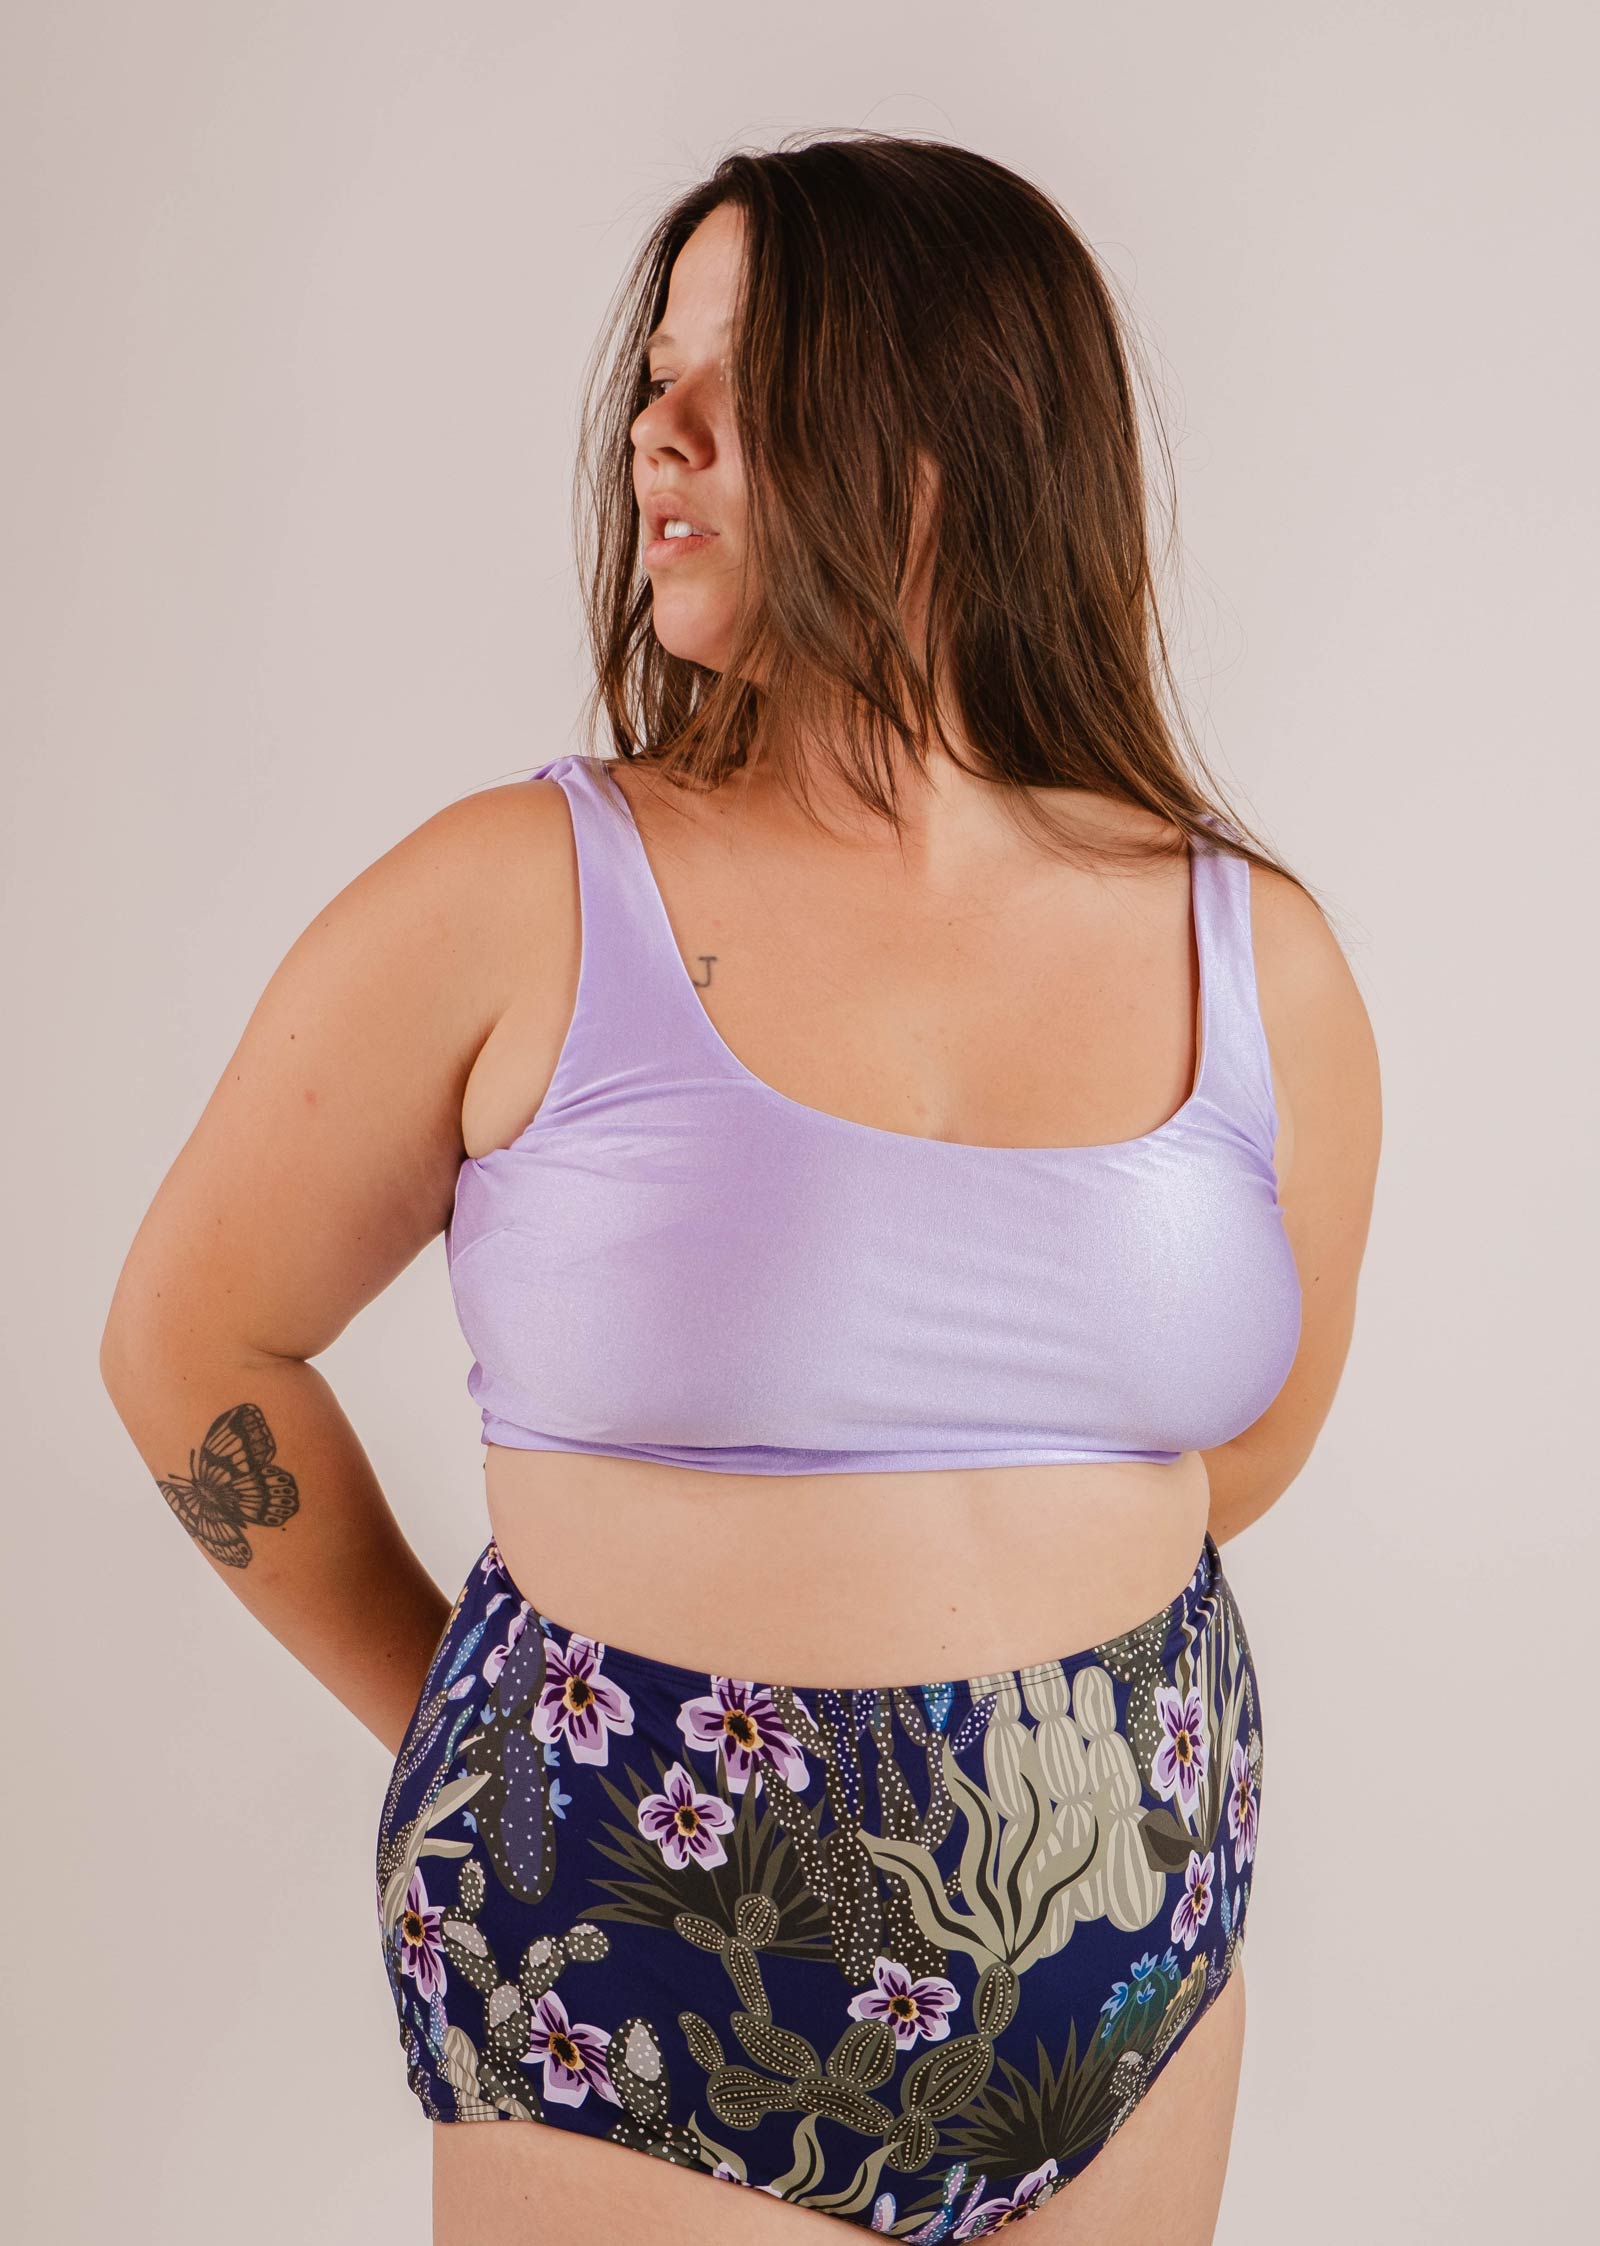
<box><xmin>98</xmin><ymin>1287</ymin><xmax>134</xmax><ymax>1400</ymax></box>
<box><xmin>1202</xmin><ymin>1430</ymin><xmax>1312</xmax><ymax>1544</ymax></box>
<box><xmin>98</xmin><ymin>1271</ymin><xmax>182</xmax><ymax>1405</ymax></box>
<box><xmin>99</xmin><ymin>1304</ymin><xmax>150</xmax><ymax>1409</ymax></box>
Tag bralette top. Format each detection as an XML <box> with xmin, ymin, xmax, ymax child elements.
<box><xmin>445</xmin><ymin>754</ymin><xmax>1302</xmax><ymax>1474</ymax></box>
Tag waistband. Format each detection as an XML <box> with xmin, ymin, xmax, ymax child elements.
<box><xmin>470</xmin><ymin>1524</ymin><xmax>1225</xmax><ymax>1710</ymax></box>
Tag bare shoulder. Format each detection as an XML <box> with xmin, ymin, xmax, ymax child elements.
<box><xmin>1247</xmin><ymin>858</ymin><xmax>1382</xmax><ymax>1181</ymax></box>
<box><xmin>366</xmin><ymin>771</ymin><xmax>575</xmax><ymax>904</ymax></box>
<box><xmin>345</xmin><ymin>772</ymin><xmax>577</xmax><ymax>1004</ymax></box>
<box><xmin>1248</xmin><ymin>862</ymin><xmax>1376</xmax><ymax>1052</ymax></box>
<box><xmin>99</xmin><ymin>772</ymin><xmax>582</xmax><ymax>1365</ymax></box>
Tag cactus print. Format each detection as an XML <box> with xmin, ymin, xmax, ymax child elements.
<box><xmin>375</xmin><ymin>1528</ymin><xmax>1262</xmax><ymax>2233</ymax></box>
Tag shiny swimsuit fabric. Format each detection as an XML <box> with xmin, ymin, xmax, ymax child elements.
<box><xmin>375</xmin><ymin>1530</ymin><xmax>1263</xmax><ymax>2235</ymax></box>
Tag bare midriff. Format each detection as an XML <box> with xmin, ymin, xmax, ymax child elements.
<box><xmin>483</xmin><ymin>1446</ymin><xmax>1211</xmax><ymax>1690</ymax></box>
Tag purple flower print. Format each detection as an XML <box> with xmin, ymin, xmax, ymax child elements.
<box><xmin>531</xmin><ymin>1633</ymin><xmax>635</xmax><ymax>1767</ymax></box>
<box><xmin>520</xmin><ymin>1989</ymin><xmax>622</xmax><ymax>2109</ymax></box>
<box><xmin>1226</xmin><ymin>1737</ymin><xmax>1258</xmax><ymax>1870</ymax></box>
<box><xmin>482</xmin><ymin>1600</ymin><xmax>531</xmax><ymax>1686</ymax></box>
<box><xmin>952</xmin><ymin>2159</ymin><xmax>1062</xmax><ymax>2235</ymax></box>
<box><xmin>1170</xmin><ymin>1847</ymin><xmax>1216</xmax><ymax>1951</ymax></box>
<box><xmin>395</xmin><ymin>1867</ymin><xmax>448</xmax><ymax>2002</ymax></box>
<box><xmin>638</xmin><ymin>1760</ymin><xmax>738</xmax><ymax>1871</ymax></box>
<box><xmin>848</xmin><ymin>1955</ymin><xmax>961</xmax><ymax>2051</ymax></box>
<box><xmin>677</xmin><ymin>1677</ymin><xmax>811</xmax><ymax>1796</ymax></box>
<box><xmin>1151</xmin><ymin>1681</ymin><xmax>1209</xmax><ymax>1821</ymax></box>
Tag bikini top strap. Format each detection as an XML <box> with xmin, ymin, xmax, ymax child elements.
<box><xmin>1190</xmin><ymin>816</ymin><xmax>1280</xmax><ymax>1158</ymax></box>
<box><xmin>528</xmin><ymin>756</ymin><xmax>1280</xmax><ymax>1157</ymax></box>
<box><xmin>523</xmin><ymin>754</ymin><xmax>702</xmax><ymax>1100</ymax></box>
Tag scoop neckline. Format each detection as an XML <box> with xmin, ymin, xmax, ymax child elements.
<box><xmin>586</xmin><ymin>754</ymin><xmax>1215</xmax><ymax>1160</ymax></box>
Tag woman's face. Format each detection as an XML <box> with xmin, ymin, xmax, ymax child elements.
<box><xmin>630</xmin><ymin>200</ymin><xmax>941</xmax><ymax>691</ymax></box>
<box><xmin>630</xmin><ymin>203</ymin><xmax>748</xmax><ymax>673</ymax></box>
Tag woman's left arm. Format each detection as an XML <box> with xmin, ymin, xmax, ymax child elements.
<box><xmin>1202</xmin><ymin>863</ymin><xmax>1384</xmax><ymax>1544</ymax></box>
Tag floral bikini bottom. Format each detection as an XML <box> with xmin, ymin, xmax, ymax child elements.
<box><xmin>375</xmin><ymin>1526</ymin><xmax>1263</xmax><ymax>2235</ymax></box>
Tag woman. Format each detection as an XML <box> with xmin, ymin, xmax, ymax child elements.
<box><xmin>100</xmin><ymin>137</ymin><xmax>1380</xmax><ymax>2242</ymax></box>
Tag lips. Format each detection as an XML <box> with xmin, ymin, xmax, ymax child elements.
<box><xmin>645</xmin><ymin>497</ymin><xmax>717</xmax><ymax>539</ymax></box>
<box><xmin>643</xmin><ymin>523</ymin><xmax>718</xmax><ymax>566</ymax></box>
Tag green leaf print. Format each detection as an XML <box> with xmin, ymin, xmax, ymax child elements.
<box><xmin>856</xmin><ymin>1737</ymin><xmax>1103</xmax><ymax>1974</ymax></box>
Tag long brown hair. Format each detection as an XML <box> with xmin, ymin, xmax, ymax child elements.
<box><xmin>572</xmin><ymin>129</ymin><xmax>1302</xmax><ymax>886</ymax></box>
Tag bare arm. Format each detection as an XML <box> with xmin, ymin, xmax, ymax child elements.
<box><xmin>1201</xmin><ymin>864</ymin><xmax>1384</xmax><ymax>1543</ymax></box>
<box><xmin>99</xmin><ymin>779</ymin><xmax>559</xmax><ymax>1756</ymax></box>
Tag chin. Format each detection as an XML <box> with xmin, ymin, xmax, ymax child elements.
<box><xmin>647</xmin><ymin>606</ymin><xmax>729</xmax><ymax>670</ymax></box>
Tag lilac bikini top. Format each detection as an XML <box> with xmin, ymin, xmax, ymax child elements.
<box><xmin>445</xmin><ymin>753</ymin><xmax>1302</xmax><ymax>1474</ymax></box>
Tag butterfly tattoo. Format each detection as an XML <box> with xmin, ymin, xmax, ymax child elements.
<box><xmin>156</xmin><ymin>1402</ymin><xmax>300</xmax><ymax>1569</ymax></box>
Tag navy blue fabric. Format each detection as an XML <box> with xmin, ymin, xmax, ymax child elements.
<box><xmin>375</xmin><ymin>1529</ymin><xmax>1263</xmax><ymax>2233</ymax></box>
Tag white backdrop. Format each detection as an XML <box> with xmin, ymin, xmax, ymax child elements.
<box><xmin>4</xmin><ymin>4</ymin><xmax>1594</xmax><ymax>2238</ymax></box>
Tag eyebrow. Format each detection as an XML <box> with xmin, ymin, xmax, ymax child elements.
<box><xmin>642</xmin><ymin>316</ymin><xmax>732</xmax><ymax>356</ymax></box>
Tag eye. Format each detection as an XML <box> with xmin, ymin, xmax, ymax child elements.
<box><xmin>642</xmin><ymin>376</ymin><xmax>671</xmax><ymax>403</ymax></box>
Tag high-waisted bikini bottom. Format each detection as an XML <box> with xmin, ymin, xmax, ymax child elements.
<box><xmin>374</xmin><ymin>1525</ymin><xmax>1263</xmax><ymax>2233</ymax></box>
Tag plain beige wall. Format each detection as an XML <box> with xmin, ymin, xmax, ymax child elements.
<box><xmin>6</xmin><ymin>4</ymin><xmax>1595</xmax><ymax>2239</ymax></box>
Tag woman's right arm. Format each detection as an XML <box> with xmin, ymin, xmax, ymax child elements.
<box><xmin>98</xmin><ymin>777</ymin><xmax>561</xmax><ymax>1759</ymax></box>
